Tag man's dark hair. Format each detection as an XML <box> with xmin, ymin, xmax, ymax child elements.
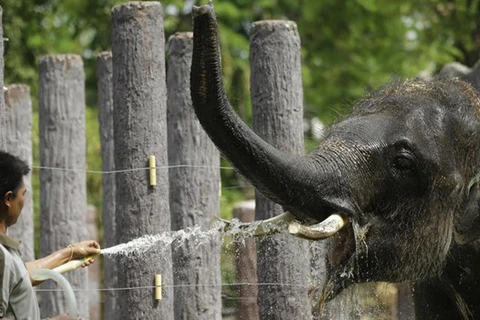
<box><xmin>0</xmin><ymin>151</ymin><xmax>30</xmax><ymax>198</ymax></box>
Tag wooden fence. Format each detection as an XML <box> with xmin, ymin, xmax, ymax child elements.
<box><xmin>5</xmin><ymin>1</ymin><xmax>480</xmax><ymax>320</ymax></box>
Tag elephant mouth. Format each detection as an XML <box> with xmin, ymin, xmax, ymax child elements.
<box><xmin>289</xmin><ymin>213</ymin><xmax>360</xmax><ymax>280</ymax></box>
<box><xmin>217</xmin><ymin>203</ymin><xmax>365</xmax><ymax>302</ymax></box>
<box><xmin>327</xmin><ymin>221</ymin><xmax>356</xmax><ymax>269</ymax></box>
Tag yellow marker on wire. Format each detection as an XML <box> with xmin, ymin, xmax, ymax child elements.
<box><xmin>155</xmin><ymin>274</ymin><xmax>162</xmax><ymax>300</ymax></box>
<box><xmin>149</xmin><ymin>155</ymin><xmax>157</xmax><ymax>186</ymax></box>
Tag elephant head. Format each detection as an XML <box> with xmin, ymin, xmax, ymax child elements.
<box><xmin>191</xmin><ymin>4</ymin><xmax>480</xmax><ymax>319</ymax></box>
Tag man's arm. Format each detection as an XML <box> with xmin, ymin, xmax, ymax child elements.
<box><xmin>25</xmin><ymin>240</ymin><xmax>100</xmax><ymax>286</ymax></box>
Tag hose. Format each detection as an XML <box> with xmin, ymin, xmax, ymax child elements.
<box><xmin>30</xmin><ymin>268</ymin><xmax>77</xmax><ymax>317</ymax></box>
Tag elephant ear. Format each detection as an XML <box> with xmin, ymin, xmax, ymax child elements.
<box><xmin>455</xmin><ymin>180</ymin><xmax>480</xmax><ymax>244</ymax></box>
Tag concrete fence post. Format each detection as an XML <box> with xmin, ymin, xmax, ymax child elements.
<box><xmin>250</xmin><ymin>20</ymin><xmax>311</xmax><ymax>319</ymax></box>
<box><xmin>96</xmin><ymin>51</ymin><xmax>117</xmax><ymax>320</ymax></box>
<box><xmin>112</xmin><ymin>2</ymin><xmax>174</xmax><ymax>319</ymax></box>
<box><xmin>0</xmin><ymin>7</ymin><xmax>6</xmax><ymax>149</ymax></box>
<box><xmin>167</xmin><ymin>32</ymin><xmax>222</xmax><ymax>320</ymax></box>
<box><xmin>4</xmin><ymin>84</ymin><xmax>34</xmax><ymax>261</ymax></box>
<box><xmin>86</xmin><ymin>205</ymin><xmax>101</xmax><ymax>319</ymax></box>
<box><xmin>38</xmin><ymin>54</ymin><xmax>89</xmax><ymax>319</ymax></box>
<box><xmin>233</xmin><ymin>200</ymin><xmax>259</xmax><ymax>320</ymax></box>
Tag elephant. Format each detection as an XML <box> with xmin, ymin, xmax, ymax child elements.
<box><xmin>190</xmin><ymin>4</ymin><xmax>480</xmax><ymax>320</ymax></box>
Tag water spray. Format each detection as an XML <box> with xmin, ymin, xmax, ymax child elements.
<box><xmin>43</xmin><ymin>209</ymin><xmax>334</xmax><ymax>278</ymax></box>
<box><xmin>26</xmin><ymin>211</ymin><xmax>329</xmax><ymax>316</ymax></box>
<box><xmin>216</xmin><ymin>211</ymin><xmax>295</xmax><ymax>237</ymax></box>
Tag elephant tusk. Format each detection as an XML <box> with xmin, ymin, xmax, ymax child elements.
<box><xmin>217</xmin><ymin>211</ymin><xmax>296</xmax><ymax>237</ymax></box>
<box><xmin>288</xmin><ymin>214</ymin><xmax>345</xmax><ymax>240</ymax></box>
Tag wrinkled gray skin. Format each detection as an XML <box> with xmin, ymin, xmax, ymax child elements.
<box><xmin>190</xmin><ymin>5</ymin><xmax>480</xmax><ymax>320</ymax></box>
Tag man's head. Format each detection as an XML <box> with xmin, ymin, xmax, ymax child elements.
<box><xmin>0</xmin><ymin>151</ymin><xmax>30</xmax><ymax>227</ymax></box>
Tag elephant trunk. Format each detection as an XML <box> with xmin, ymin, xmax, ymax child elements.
<box><xmin>191</xmin><ymin>5</ymin><xmax>356</xmax><ymax>226</ymax></box>
<box><xmin>191</xmin><ymin>5</ymin><xmax>308</xmax><ymax>207</ymax></box>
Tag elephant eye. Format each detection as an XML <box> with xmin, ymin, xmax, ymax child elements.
<box><xmin>393</xmin><ymin>153</ymin><xmax>416</xmax><ymax>171</ymax></box>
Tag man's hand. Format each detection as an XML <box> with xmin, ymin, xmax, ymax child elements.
<box><xmin>68</xmin><ymin>240</ymin><xmax>101</xmax><ymax>267</ymax></box>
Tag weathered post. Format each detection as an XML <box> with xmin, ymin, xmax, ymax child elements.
<box><xmin>167</xmin><ymin>32</ymin><xmax>222</xmax><ymax>320</ymax></box>
<box><xmin>233</xmin><ymin>200</ymin><xmax>259</xmax><ymax>320</ymax></box>
<box><xmin>38</xmin><ymin>55</ymin><xmax>89</xmax><ymax>319</ymax></box>
<box><xmin>250</xmin><ymin>21</ymin><xmax>311</xmax><ymax>319</ymax></box>
<box><xmin>4</xmin><ymin>85</ymin><xmax>34</xmax><ymax>261</ymax></box>
<box><xmin>96</xmin><ymin>51</ymin><xmax>117</xmax><ymax>320</ymax></box>
<box><xmin>86</xmin><ymin>205</ymin><xmax>101</xmax><ymax>319</ymax></box>
<box><xmin>112</xmin><ymin>2</ymin><xmax>174</xmax><ymax>319</ymax></box>
<box><xmin>0</xmin><ymin>7</ymin><xmax>6</xmax><ymax>149</ymax></box>
<box><xmin>310</xmin><ymin>241</ymin><xmax>329</xmax><ymax>318</ymax></box>
<box><xmin>5</xmin><ymin>85</ymin><xmax>34</xmax><ymax>259</ymax></box>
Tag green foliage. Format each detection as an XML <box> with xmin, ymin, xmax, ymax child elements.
<box><xmin>85</xmin><ymin>107</ymin><xmax>102</xmax><ymax>209</ymax></box>
<box><xmin>4</xmin><ymin>0</ymin><xmax>480</xmax><ymax>123</ymax></box>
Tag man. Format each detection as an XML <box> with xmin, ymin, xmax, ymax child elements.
<box><xmin>0</xmin><ymin>151</ymin><xmax>101</xmax><ymax>320</ymax></box>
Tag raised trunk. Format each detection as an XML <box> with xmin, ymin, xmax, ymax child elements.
<box><xmin>190</xmin><ymin>5</ymin><xmax>361</xmax><ymax>223</ymax></box>
<box><xmin>191</xmin><ymin>5</ymin><xmax>314</xmax><ymax>214</ymax></box>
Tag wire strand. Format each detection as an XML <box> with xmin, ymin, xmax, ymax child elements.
<box><xmin>35</xmin><ymin>282</ymin><xmax>312</xmax><ymax>293</ymax></box>
<box><xmin>31</xmin><ymin>164</ymin><xmax>252</xmax><ymax>190</ymax></box>
<box><xmin>32</xmin><ymin>164</ymin><xmax>235</xmax><ymax>174</ymax></box>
